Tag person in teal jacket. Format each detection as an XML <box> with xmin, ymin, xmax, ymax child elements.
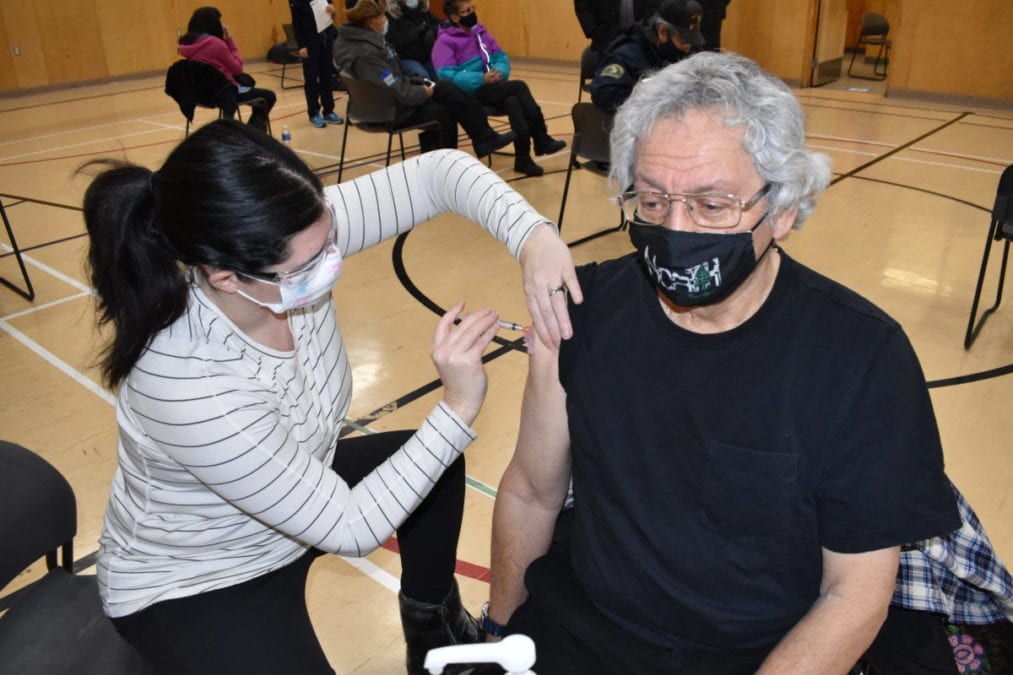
<box><xmin>431</xmin><ymin>0</ymin><xmax>566</xmax><ymax>176</ymax></box>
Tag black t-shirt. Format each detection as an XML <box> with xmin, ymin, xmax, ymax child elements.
<box><xmin>558</xmin><ymin>251</ymin><xmax>960</xmax><ymax>651</ymax></box>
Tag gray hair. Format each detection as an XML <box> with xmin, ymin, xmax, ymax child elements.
<box><xmin>609</xmin><ymin>51</ymin><xmax>832</xmax><ymax>228</ymax></box>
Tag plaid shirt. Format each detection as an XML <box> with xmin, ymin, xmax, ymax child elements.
<box><xmin>893</xmin><ymin>481</ymin><xmax>1013</xmax><ymax>625</ymax></box>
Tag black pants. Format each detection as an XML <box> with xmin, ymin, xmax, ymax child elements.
<box><xmin>501</xmin><ymin>511</ymin><xmax>773</xmax><ymax>674</ymax></box>
<box><xmin>405</xmin><ymin>81</ymin><xmax>495</xmax><ymax>151</ymax></box>
<box><xmin>474</xmin><ymin>79</ymin><xmax>549</xmax><ymax>160</ymax></box>
<box><xmin>301</xmin><ymin>28</ymin><xmax>337</xmax><ymax>117</ymax></box>
<box><xmin>862</xmin><ymin>606</ymin><xmax>959</xmax><ymax>674</ymax></box>
<box><xmin>112</xmin><ymin>431</ymin><xmax>466</xmax><ymax>675</ymax></box>
<box><xmin>237</xmin><ymin>87</ymin><xmax>277</xmax><ymax>131</ymax></box>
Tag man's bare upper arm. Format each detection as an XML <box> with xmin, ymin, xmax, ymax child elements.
<box><xmin>504</xmin><ymin>330</ymin><xmax>572</xmax><ymax>508</ymax></box>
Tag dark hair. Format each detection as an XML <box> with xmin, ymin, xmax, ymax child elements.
<box><xmin>179</xmin><ymin>6</ymin><xmax>224</xmax><ymax>44</ymax></box>
<box><xmin>82</xmin><ymin>120</ymin><xmax>324</xmax><ymax>388</ymax></box>
<box><xmin>443</xmin><ymin>0</ymin><xmax>462</xmax><ymax>18</ymax></box>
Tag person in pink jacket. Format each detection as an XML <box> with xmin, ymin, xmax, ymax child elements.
<box><xmin>177</xmin><ymin>7</ymin><xmax>277</xmax><ymax>133</ymax></box>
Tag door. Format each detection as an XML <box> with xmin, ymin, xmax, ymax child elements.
<box><xmin>811</xmin><ymin>0</ymin><xmax>848</xmax><ymax>85</ymax></box>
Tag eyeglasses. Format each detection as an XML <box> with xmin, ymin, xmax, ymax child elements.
<box><xmin>618</xmin><ymin>183</ymin><xmax>770</xmax><ymax>230</ymax></box>
<box><xmin>239</xmin><ymin>205</ymin><xmax>338</xmax><ymax>287</ymax></box>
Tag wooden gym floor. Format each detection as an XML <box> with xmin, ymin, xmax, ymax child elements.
<box><xmin>1</xmin><ymin>59</ymin><xmax>1011</xmax><ymax>671</ymax></box>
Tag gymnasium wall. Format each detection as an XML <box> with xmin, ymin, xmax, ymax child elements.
<box><xmin>0</xmin><ymin>0</ymin><xmax>1010</xmax><ymax>103</ymax></box>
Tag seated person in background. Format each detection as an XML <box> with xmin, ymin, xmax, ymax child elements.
<box><xmin>335</xmin><ymin>0</ymin><xmax>515</xmax><ymax>158</ymax></box>
<box><xmin>590</xmin><ymin>0</ymin><xmax>703</xmax><ymax>113</ymax></box>
<box><xmin>484</xmin><ymin>52</ymin><xmax>962</xmax><ymax>674</ymax></box>
<box><xmin>177</xmin><ymin>6</ymin><xmax>276</xmax><ymax>133</ymax></box>
<box><xmin>432</xmin><ymin>0</ymin><xmax>567</xmax><ymax>177</ymax></box>
<box><xmin>574</xmin><ymin>0</ymin><xmax>661</xmax><ymax>54</ymax></box>
<box><xmin>386</xmin><ymin>0</ymin><xmax>440</xmax><ymax>81</ymax></box>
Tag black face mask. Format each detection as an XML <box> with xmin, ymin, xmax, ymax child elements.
<box><xmin>457</xmin><ymin>11</ymin><xmax>478</xmax><ymax>28</ymax></box>
<box><xmin>628</xmin><ymin>215</ymin><xmax>771</xmax><ymax>307</ymax></box>
<box><xmin>658</xmin><ymin>38</ymin><xmax>687</xmax><ymax>63</ymax></box>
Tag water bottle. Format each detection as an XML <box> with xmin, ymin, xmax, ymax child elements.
<box><xmin>281</xmin><ymin>124</ymin><xmax>292</xmax><ymax>145</ymax></box>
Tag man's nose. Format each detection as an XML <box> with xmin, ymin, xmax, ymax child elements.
<box><xmin>663</xmin><ymin>199</ymin><xmax>696</xmax><ymax>232</ymax></box>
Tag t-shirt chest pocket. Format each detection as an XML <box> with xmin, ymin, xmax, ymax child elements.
<box><xmin>699</xmin><ymin>440</ymin><xmax>798</xmax><ymax>538</ymax></box>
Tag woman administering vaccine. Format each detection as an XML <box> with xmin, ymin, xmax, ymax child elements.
<box><xmin>83</xmin><ymin>119</ymin><xmax>580</xmax><ymax>674</ymax></box>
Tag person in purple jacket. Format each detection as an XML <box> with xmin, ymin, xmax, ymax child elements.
<box><xmin>177</xmin><ymin>7</ymin><xmax>276</xmax><ymax>132</ymax></box>
<box><xmin>431</xmin><ymin>0</ymin><xmax>566</xmax><ymax>177</ymax></box>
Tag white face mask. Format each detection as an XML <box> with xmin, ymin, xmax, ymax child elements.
<box><xmin>381</xmin><ymin>18</ymin><xmax>390</xmax><ymax>35</ymax></box>
<box><xmin>405</xmin><ymin>0</ymin><xmax>419</xmax><ymax>8</ymax></box>
<box><xmin>235</xmin><ymin>213</ymin><xmax>344</xmax><ymax>313</ymax></box>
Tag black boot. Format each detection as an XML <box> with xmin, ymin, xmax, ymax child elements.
<box><xmin>399</xmin><ymin>580</ymin><xmax>482</xmax><ymax>674</ymax></box>
<box><xmin>533</xmin><ymin>135</ymin><xmax>567</xmax><ymax>156</ymax></box>
<box><xmin>473</xmin><ymin>129</ymin><xmax>516</xmax><ymax>158</ymax></box>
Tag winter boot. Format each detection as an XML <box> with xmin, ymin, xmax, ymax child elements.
<box><xmin>399</xmin><ymin>579</ymin><xmax>482</xmax><ymax>674</ymax></box>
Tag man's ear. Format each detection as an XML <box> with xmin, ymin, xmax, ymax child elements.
<box><xmin>202</xmin><ymin>266</ymin><xmax>242</xmax><ymax>294</ymax></box>
<box><xmin>771</xmin><ymin>207</ymin><xmax>799</xmax><ymax>241</ymax></box>
<box><xmin>657</xmin><ymin>24</ymin><xmax>670</xmax><ymax>43</ymax></box>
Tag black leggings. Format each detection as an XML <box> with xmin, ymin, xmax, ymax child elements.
<box><xmin>112</xmin><ymin>431</ymin><xmax>466</xmax><ymax>675</ymax></box>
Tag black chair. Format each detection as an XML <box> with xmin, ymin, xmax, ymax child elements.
<box><xmin>337</xmin><ymin>72</ymin><xmax>442</xmax><ymax>183</ymax></box>
<box><xmin>280</xmin><ymin>24</ymin><xmax>304</xmax><ymax>90</ymax></box>
<box><xmin>0</xmin><ymin>440</ymin><xmax>153</xmax><ymax>674</ymax></box>
<box><xmin>847</xmin><ymin>12</ymin><xmax>891</xmax><ymax>80</ymax></box>
<box><xmin>964</xmin><ymin>164</ymin><xmax>1013</xmax><ymax>349</ymax></box>
<box><xmin>576</xmin><ymin>46</ymin><xmax>601</xmax><ymax>104</ymax></box>
<box><xmin>165</xmin><ymin>59</ymin><xmax>271</xmax><ymax>136</ymax></box>
<box><xmin>482</xmin><ymin>103</ymin><xmax>512</xmax><ymax>167</ymax></box>
<box><xmin>0</xmin><ymin>199</ymin><xmax>35</xmax><ymax>301</ymax></box>
<box><xmin>557</xmin><ymin>103</ymin><xmax>620</xmax><ymax>232</ymax></box>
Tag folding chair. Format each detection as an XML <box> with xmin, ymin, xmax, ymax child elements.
<box><xmin>964</xmin><ymin>164</ymin><xmax>1013</xmax><ymax>349</ymax></box>
<box><xmin>481</xmin><ymin>102</ymin><xmax>512</xmax><ymax>167</ymax></box>
<box><xmin>557</xmin><ymin>103</ymin><xmax>620</xmax><ymax>232</ymax></box>
<box><xmin>337</xmin><ymin>73</ymin><xmax>442</xmax><ymax>183</ymax></box>
<box><xmin>165</xmin><ymin>60</ymin><xmax>272</xmax><ymax>136</ymax></box>
<box><xmin>847</xmin><ymin>12</ymin><xmax>891</xmax><ymax>81</ymax></box>
<box><xmin>576</xmin><ymin>46</ymin><xmax>601</xmax><ymax>104</ymax></box>
<box><xmin>0</xmin><ymin>440</ymin><xmax>153</xmax><ymax>674</ymax></box>
<box><xmin>280</xmin><ymin>24</ymin><xmax>304</xmax><ymax>90</ymax></box>
<box><xmin>0</xmin><ymin>199</ymin><xmax>35</xmax><ymax>301</ymax></box>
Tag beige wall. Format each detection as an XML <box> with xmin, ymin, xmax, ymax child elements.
<box><xmin>1</xmin><ymin>0</ymin><xmax>1010</xmax><ymax>103</ymax></box>
<box><xmin>0</xmin><ymin>0</ymin><xmax>292</xmax><ymax>91</ymax></box>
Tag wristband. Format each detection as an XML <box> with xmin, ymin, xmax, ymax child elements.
<box><xmin>480</xmin><ymin>601</ymin><xmax>508</xmax><ymax>637</ymax></box>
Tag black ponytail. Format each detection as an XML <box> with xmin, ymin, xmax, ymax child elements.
<box><xmin>82</xmin><ymin>120</ymin><xmax>323</xmax><ymax>388</ymax></box>
<box><xmin>83</xmin><ymin>162</ymin><xmax>190</xmax><ymax>388</ymax></box>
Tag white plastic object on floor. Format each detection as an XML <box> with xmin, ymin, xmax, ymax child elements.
<box><xmin>423</xmin><ymin>634</ymin><xmax>536</xmax><ymax>675</ymax></box>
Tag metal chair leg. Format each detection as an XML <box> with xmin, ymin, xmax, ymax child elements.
<box><xmin>338</xmin><ymin>112</ymin><xmax>351</xmax><ymax>183</ymax></box>
<box><xmin>557</xmin><ymin>150</ymin><xmax>578</xmax><ymax>231</ymax></box>
<box><xmin>964</xmin><ymin>220</ymin><xmax>1009</xmax><ymax>349</ymax></box>
<box><xmin>0</xmin><ymin>201</ymin><xmax>36</xmax><ymax>301</ymax></box>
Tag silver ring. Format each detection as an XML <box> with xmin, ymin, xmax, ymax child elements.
<box><xmin>548</xmin><ymin>285</ymin><xmax>565</xmax><ymax>297</ymax></box>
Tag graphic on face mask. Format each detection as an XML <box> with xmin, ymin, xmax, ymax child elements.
<box><xmin>643</xmin><ymin>249</ymin><xmax>723</xmax><ymax>295</ymax></box>
<box><xmin>629</xmin><ymin>220</ymin><xmax>770</xmax><ymax>307</ymax></box>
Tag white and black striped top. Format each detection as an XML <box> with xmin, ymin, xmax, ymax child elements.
<box><xmin>97</xmin><ymin>150</ymin><xmax>550</xmax><ymax>618</ymax></box>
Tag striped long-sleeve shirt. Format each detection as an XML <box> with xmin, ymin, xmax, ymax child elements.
<box><xmin>97</xmin><ymin>150</ymin><xmax>550</xmax><ymax>618</ymax></box>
